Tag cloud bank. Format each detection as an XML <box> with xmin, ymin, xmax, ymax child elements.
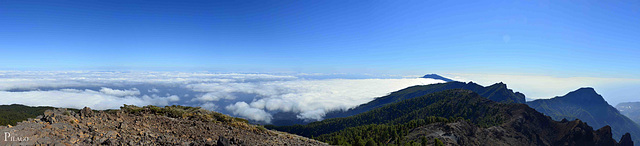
<box><xmin>192</xmin><ymin>78</ymin><xmax>443</xmax><ymax>122</ymax></box>
<box><xmin>0</xmin><ymin>71</ymin><xmax>443</xmax><ymax>123</ymax></box>
<box><xmin>4</xmin><ymin>71</ymin><xmax>637</xmax><ymax>123</ymax></box>
<box><xmin>0</xmin><ymin>89</ymin><xmax>179</xmax><ymax>110</ymax></box>
<box><xmin>99</xmin><ymin>87</ymin><xmax>140</xmax><ymax>97</ymax></box>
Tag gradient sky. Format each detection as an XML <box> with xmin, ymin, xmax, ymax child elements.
<box><xmin>1</xmin><ymin>0</ymin><xmax>639</xmax><ymax>78</ymax></box>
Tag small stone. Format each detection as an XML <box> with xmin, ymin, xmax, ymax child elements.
<box><xmin>118</xmin><ymin>122</ymin><xmax>127</xmax><ymax>129</ymax></box>
<box><xmin>106</xmin><ymin>131</ymin><xmax>119</xmax><ymax>139</ymax></box>
<box><xmin>99</xmin><ymin>137</ymin><xmax>109</xmax><ymax>145</ymax></box>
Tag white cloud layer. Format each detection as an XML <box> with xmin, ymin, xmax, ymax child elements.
<box><xmin>5</xmin><ymin>71</ymin><xmax>638</xmax><ymax>123</ymax></box>
<box><xmin>0</xmin><ymin>71</ymin><xmax>443</xmax><ymax>123</ymax></box>
<box><xmin>0</xmin><ymin>89</ymin><xmax>179</xmax><ymax>110</ymax></box>
<box><xmin>0</xmin><ymin>71</ymin><xmax>297</xmax><ymax>91</ymax></box>
<box><xmin>99</xmin><ymin>87</ymin><xmax>140</xmax><ymax>97</ymax></box>
<box><xmin>225</xmin><ymin>102</ymin><xmax>272</xmax><ymax>123</ymax></box>
<box><xmin>189</xmin><ymin>78</ymin><xmax>444</xmax><ymax>122</ymax></box>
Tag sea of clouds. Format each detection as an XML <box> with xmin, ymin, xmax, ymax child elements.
<box><xmin>0</xmin><ymin>71</ymin><xmax>444</xmax><ymax>123</ymax></box>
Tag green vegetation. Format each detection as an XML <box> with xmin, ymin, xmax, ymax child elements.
<box><xmin>316</xmin><ymin>116</ymin><xmax>454</xmax><ymax>145</ymax></box>
<box><xmin>0</xmin><ymin>104</ymin><xmax>54</xmax><ymax>126</ymax></box>
<box><xmin>434</xmin><ymin>138</ymin><xmax>444</xmax><ymax>146</ymax></box>
<box><xmin>268</xmin><ymin>89</ymin><xmax>519</xmax><ymax>145</ymax></box>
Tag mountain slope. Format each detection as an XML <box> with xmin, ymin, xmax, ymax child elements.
<box><xmin>268</xmin><ymin>89</ymin><xmax>628</xmax><ymax>145</ymax></box>
<box><xmin>617</xmin><ymin>102</ymin><xmax>640</xmax><ymax>125</ymax></box>
<box><xmin>324</xmin><ymin>81</ymin><xmax>526</xmax><ymax>119</ymax></box>
<box><xmin>0</xmin><ymin>104</ymin><xmax>56</xmax><ymax>126</ymax></box>
<box><xmin>0</xmin><ymin>105</ymin><xmax>327</xmax><ymax>145</ymax></box>
<box><xmin>527</xmin><ymin>88</ymin><xmax>640</xmax><ymax>144</ymax></box>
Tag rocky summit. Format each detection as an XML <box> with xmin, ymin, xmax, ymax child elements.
<box><xmin>0</xmin><ymin>105</ymin><xmax>327</xmax><ymax>146</ymax></box>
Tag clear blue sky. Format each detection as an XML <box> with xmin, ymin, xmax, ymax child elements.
<box><xmin>1</xmin><ymin>0</ymin><xmax>639</xmax><ymax>78</ymax></box>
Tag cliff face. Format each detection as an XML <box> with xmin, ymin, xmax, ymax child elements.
<box><xmin>0</xmin><ymin>106</ymin><xmax>327</xmax><ymax>146</ymax></box>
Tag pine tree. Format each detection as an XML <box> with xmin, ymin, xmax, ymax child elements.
<box><xmin>365</xmin><ymin>138</ymin><xmax>377</xmax><ymax>146</ymax></box>
<box><xmin>354</xmin><ymin>136</ymin><xmax>364</xmax><ymax>146</ymax></box>
<box><xmin>434</xmin><ymin>138</ymin><xmax>444</xmax><ymax>146</ymax></box>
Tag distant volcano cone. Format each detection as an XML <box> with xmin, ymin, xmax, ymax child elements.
<box><xmin>421</xmin><ymin>74</ymin><xmax>454</xmax><ymax>82</ymax></box>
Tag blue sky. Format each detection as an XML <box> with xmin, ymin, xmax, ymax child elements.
<box><xmin>1</xmin><ymin>0</ymin><xmax>639</xmax><ymax>78</ymax></box>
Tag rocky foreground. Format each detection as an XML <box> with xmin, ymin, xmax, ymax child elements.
<box><xmin>0</xmin><ymin>105</ymin><xmax>327</xmax><ymax>145</ymax></box>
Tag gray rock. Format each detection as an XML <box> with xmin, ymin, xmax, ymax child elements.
<box><xmin>217</xmin><ymin>136</ymin><xmax>231</xmax><ymax>146</ymax></box>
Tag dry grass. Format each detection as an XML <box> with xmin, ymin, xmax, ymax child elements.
<box><xmin>120</xmin><ymin>104</ymin><xmax>265</xmax><ymax>131</ymax></box>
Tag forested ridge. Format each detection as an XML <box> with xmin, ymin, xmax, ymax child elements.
<box><xmin>267</xmin><ymin>89</ymin><xmax>517</xmax><ymax>145</ymax></box>
<box><xmin>324</xmin><ymin>81</ymin><xmax>526</xmax><ymax>119</ymax></box>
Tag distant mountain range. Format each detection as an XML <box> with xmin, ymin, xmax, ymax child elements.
<box><xmin>617</xmin><ymin>102</ymin><xmax>640</xmax><ymax>126</ymax></box>
<box><xmin>527</xmin><ymin>88</ymin><xmax>640</xmax><ymax>144</ymax></box>
<box><xmin>324</xmin><ymin>81</ymin><xmax>526</xmax><ymax>119</ymax></box>
<box><xmin>268</xmin><ymin>89</ymin><xmax>631</xmax><ymax>145</ymax></box>
<box><xmin>421</xmin><ymin>74</ymin><xmax>454</xmax><ymax>82</ymax></box>
<box><xmin>317</xmin><ymin>75</ymin><xmax>640</xmax><ymax>145</ymax></box>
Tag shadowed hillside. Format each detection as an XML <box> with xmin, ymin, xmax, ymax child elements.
<box><xmin>617</xmin><ymin>102</ymin><xmax>640</xmax><ymax>125</ymax></box>
<box><xmin>527</xmin><ymin>88</ymin><xmax>640</xmax><ymax>144</ymax></box>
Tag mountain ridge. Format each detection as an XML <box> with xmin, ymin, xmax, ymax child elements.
<box><xmin>527</xmin><ymin>87</ymin><xmax>640</xmax><ymax>144</ymax></box>
<box><xmin>323</xmin><ymin>81</ymin><xmax>526</xmax><ymax>120</ymax></box>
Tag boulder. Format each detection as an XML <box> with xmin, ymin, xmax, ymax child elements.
<box><xmin>217</xmin><ymin>136</ymin><xmax>231</xmax><ymax>146</ymax></box>
<box><xmin>80</xmin><ymin>107</ymin><xmax>93</xmax><ymax>117</ymax></box>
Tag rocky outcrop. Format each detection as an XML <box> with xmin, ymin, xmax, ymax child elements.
<box><xmin>405</xmin><ymin>119</ymin><xmax>625</xmax><ymax>146</ymax></box>
<box><xmin>0</xmin><ymin>106</ymin><xmax>327</xmax><ymax>145</ymax></box>
<box><xmin>621</xmin><ymin>133</ymin><xmax>635</xmax><ymax>146</ymax></box>
<box><xmin>80</xmin><ymin>107</ymin><xmax>93</xmax><ymax>117</ymax></box>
